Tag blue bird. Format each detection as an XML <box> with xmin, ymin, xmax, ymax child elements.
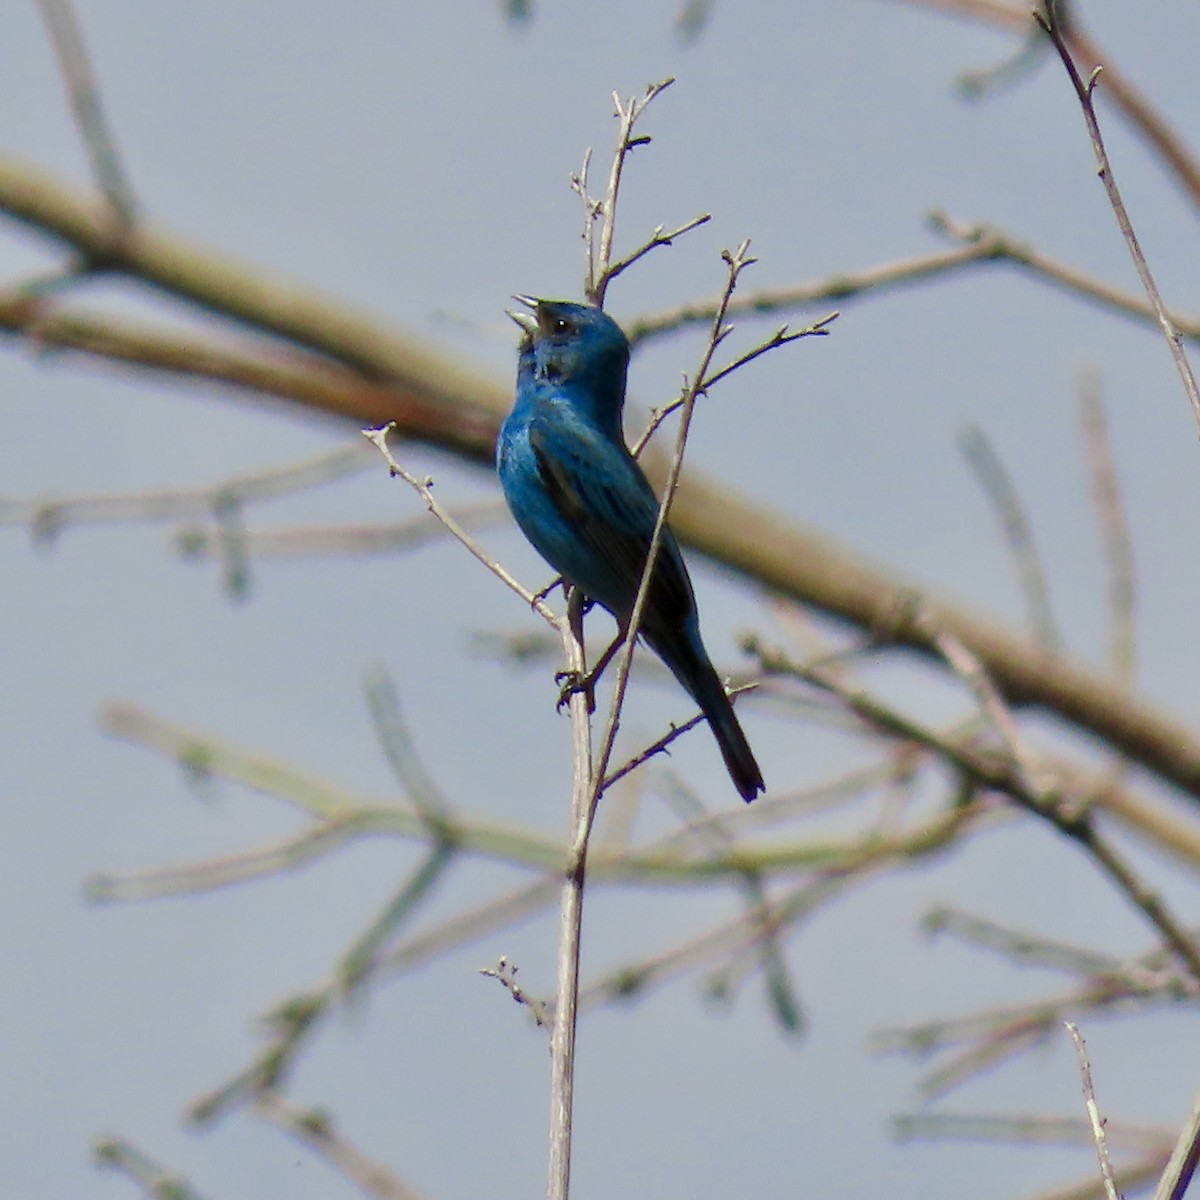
<box><xmin>497</xmin><ymin>297</ymin><xmax>764</xmax><ymax>803</ymax></box>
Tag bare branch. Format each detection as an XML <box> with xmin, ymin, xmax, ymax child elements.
<box><xmin>589</xmin><ymin>77</ymin><xmax>676</xmax><ymax>305</ymax></box>
<box><xmin>92</xmin><ymin>1136</ymin><xmax>210</xmax><ymax>1200</ymax></box>
<box><xmin>624</xmin><ymin>213</ymin><xmax>1200</xmax><ymax>348</ymax></box>
<box><xmin>1078</xmin><ymin>372</ymin><xmax>1135</xmax><ymax>688</ymax></box>
<box><xmin>254</xmin><ymin>1091</ymin><xmax>429</xmax><ymax>1200</ymax></box>
<box><xmin>1153</xmin><ymin>1081</ymin><xmax>1200</xmax><ymax>1200</ymax></box>
<box><xmin>4</xmin><ymin>157</ymin><xmax>1200</xmax><ymax>804</ymax></box>
<box><xmin>894</xmin><ymin>1110</ymin><xmax>1173</xmax><ymax>1154</ymax></box>
<box><xmin>602</xmin><ymin>212</ymin><xmax>712</xmax><ymax>286</ymax></box>
<box><xmin>177</xmin><ymin>502</ymin><xmax>507</xmax><ymax>563</ymax></box>
<box><xmin>36</xmin><ymin>0</ymin><xmax>137</xmax><ymax>230</ymax></box>
<box><xmin>363</xmin><ymin>423</ymin><xmax>559</xmax><ymax>623</ymax></box>
<box><xmin>1</xmin><ymin>443</ymin><xmax>372</xmax><ymax>540</ymax></box>
<box><xmin>363</xmin><ymin>663</ymin><xmax>451</xmax><ymax>814</ymax></box>
<box><xmin>924</xmin><ymin>906</ymin><xmax>1128</xmax><ymax>979</ymax></box>
<box><xmin>958</xmin><ymin>425</ymin><xmax>1061</xmax><ymax>652</ymax></box>
<box><xmin>480</xmin><ymin>956</ymin><xmax>551</xmax><ymax>1028</ymax></box>
<box><xmin>588</xmin><ymin>240</ymin><xmax>764</xmax><ymax>839</ymax></box>
<box><xmin>1037</xmin><ymin>6</ymin><xmax>1200</xmax><ymax>435</ymax></box>
<box><xmin>747</xmin><ymin>636</ymin><xmax>1200</xmax><ymax>982</ymax></box>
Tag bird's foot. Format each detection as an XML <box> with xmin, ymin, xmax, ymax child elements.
<box><xmin>531</xmin><ymin>575</ymin><xmax>564</xmax><ymax>608</ymax></box>
<box><xmin>533</xmin><ymin>576</ymin><xmax>595</xmax><ymax>611</ymax></box>
<box><xmin>555</xmin><ymin>668</ymin><xmax>598</xmax><ymax>714</ymax></box>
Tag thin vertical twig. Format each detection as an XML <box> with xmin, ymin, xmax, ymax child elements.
<box><xmin>92</xmin><ymin>1136</ymin><xmax>210</xmax><ymax>1200</ymax></box>
<box><xmin>1037</xmin><ymin>5</ymin><xmax>1200</xmax><ymax>436</ymax></box>
<box><xmin>1066</xmin><ymin>1023</ymin><xmax>1121</xmax><ymax>1200</ymax></box>
<box><xmin>959</xmin><ymin>424</ymin><xmax>1060</xmax><ymax>651</ymax></box>
<box><xmin>1078</xmin><ymin>371</ymin><xmax>1135</xmax><ymax>687</ymax></box>
<box><xmin>36</xmin><ymin>0</ymin><xmax>137</xmax><ymax>230</ymax></box>
<box><xmin>569</xmin><ymin>148</ymin><xmax>601</xmax><ymax>295</ymax></box>
<box><xmin>549</xmin><ymin>79</ymin><xmax>685</xmax><ymax>1200</ymax></box>
<box><xmin>588</xmin><ymin>78</ymin><xmax>675</xmax><ymax>305</ymax></box>
<box><xmin>363</xmin><ymin>663</ymin><xmax>451</xmax><ymax>813</ymax></box>
<box><xmin>254</xmin><ymin>1091</ymin><xmax>428</xmax><ymax>1200</ymax></box>
<box><xmin>547</xmin><ymin>595</ymin><xmax>592</xmax><ymax>1200</ymax></box>
<box><xmin>1153</xmin><ymin>1080</ymin><xmax>1200</xmax><ymax>1200</ymax></box>
<box><xmin>584</xmin><ymin>241</ymin><xmax>759</xmax><ymax>845</ymax></box>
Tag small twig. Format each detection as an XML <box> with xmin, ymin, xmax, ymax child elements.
<box><xmin>589</xmin><ymin>78</ymin><xmax>675</xmax><ymax>304</ymax></box>
<box><xmin>1037</xmin><ymin>5</ymin><xmax>1200</xmax><ymax>436</ymax></box>
<box><xmin>748</xmin><ymin>636</ymin><xmax>1200</xmax><ymax>983</ymax></box>
<box><xmin>364</xmin><ymin>423</ymin><xmax>558</xmax><ymax>623</ymax></box>
<box><xmin>600</xmin><ymin>682</ymin><xmax>758</xmax><ymax>790</ymax></box>
<box><xmin>254</xmin><ymin>1090</ymin><xmax>428</xmax><ymax>1200</ymax></box>
<box><xmin>92</xmin><ymin>1135</ymin><xmax>210</xmax><ymax>1200</ymax></box>
<box><xmin>895</xmin><ymin>1110</ymin><xmax>1173</xmax><ymax>1153</ymax></box>
<box><xmin>363</xmin><ymin>663</ymin><xmax>451</xmax><ymax>814</ymax></box>
<box><xmin>957</xmin><ymin>10</ymin><xmax>1048</xmax><ymax>98</ymax></box>
<box><xmin>588</xmin><ymin>241</ymin><xmax>764</xmax><ymax>842</ymax></box>
<box><xmin>702</xmin><ymin>313</ymin><xmax>837</xmax><ymax>392</ymax></box>
<box><xmin>1153</xmin><ymin>1080</ymin><xmax>1200</xmax><ymax>1200</ymax></box>
<box><xmin>36</xmin><ymin>0</ymin><xmax>137</xmax><ymax>231</ymax></box>
<box><xmin>602</xmin><ymin>712</ymin><xmax>705</xmax><ymax>789</ymax></box>
<box><xmin>1067</xmin><ymin>1023</ymin><xmax>1121</xmax><ymax>1200</ymax></box>
<box><xmin>1078</xmin><ymin>371</ymin><xmax>1135</xmax><ymax>687</ymax></box>
<box><xmin>921</xmin><ymin>618</ymin><xmax>1047</xmax><ymax>794</ymax></box>
<box><xmin>569</xmin><ymin>148</ymin><xmax>602</xmax><ymax>290</ymax></box>
<box><xmin>177</xmin><ymin>502</ymin><xmax>506</xmax><ymax>563</ymax></box>
<box><xmin>623</xmin><ymin>213</ymin><xmax>1200</xmax><ymax>349</ymax></box>
<box><xmin>629</xmin><ymin>312</ymin><xmax>836</xmax><ymax>457</ymax></box>
<box><xmin>658</xmin><ymin>775</ymin><xmax>804</xmax><ymax>1032</ymax></box>
<box><xmin>924</xmin><ymin>905</ymin><xmax>1128</xmax><ymax>979</ymax></box>
<box><xmin>1</xmin><ymin>442</ymin><xmax>374</xmax><ymax>540</ymax></box>
<box><xmin>338</xmin><ymin>842</ymin><xmax>455</xmax><ymax>995</ymax></box>
<box><xmin>578</xmin><ymin>869</ymin><xmax>863</xmax><ymax>1016</ymax></box>
<box><xmin>602</xmin><ymin>212</ymin><xmax>713</xmax><ymax>287</ymax></box>
<box><xmin>958</xmin><ymin>425</ymin><xmax>1060</xmax><ymax>651</ymax></box>
<box><xmin>480</xmin><ymin>956</ymin><xmax>551</xmax><ymax>1028</ymax></box>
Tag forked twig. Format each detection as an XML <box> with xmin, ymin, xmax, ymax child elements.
<box><xmin>363</xmin><ymin>423</ymin><xmax>557</xmax><ymax>623</ymax></box>
<box><xmin>747</xmin><ymin>636</ymin><xmax>1200</xmax><ymax>983</ymax></box>
<box><xmin>589</xmin><ymin>79</ymin><xmax>674</xmax><ymax>303</ymax></box>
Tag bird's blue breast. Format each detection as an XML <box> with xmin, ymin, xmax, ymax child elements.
<box><xmin>498</xmin><ymin>398</ymin><xmax>622</xmax><ymax>611</ymax></box>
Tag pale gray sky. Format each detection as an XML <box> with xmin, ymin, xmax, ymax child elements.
<box><xmin>2</xmin><ymin>4</ymin><xmax>1199</xmax><ymax>1198</ymax></box>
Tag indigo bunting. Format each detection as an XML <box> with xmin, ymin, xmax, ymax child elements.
<box><xmin>497</xmin><ymin>297</ymin><xmax>764</xmax><ymax>802</ymax></box>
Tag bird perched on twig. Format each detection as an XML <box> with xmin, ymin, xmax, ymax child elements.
<box><xmin>497</xmin><ymin>297</ymin><xmax>764</xmax><ymax>802</ymax></box>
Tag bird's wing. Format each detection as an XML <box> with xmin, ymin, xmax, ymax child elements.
<box><xmin>528</xmin><ymin>416</ymin><xmax>693</xmax><ymax>622</ymax></box>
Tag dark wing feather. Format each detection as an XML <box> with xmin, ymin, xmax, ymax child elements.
<box><xmin>529</xmin><ymin>416</ymin><xmax>694</xmax><ymax>626</ymax></box>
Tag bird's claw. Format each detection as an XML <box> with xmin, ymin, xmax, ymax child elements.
<box><xmin>532</xmin><ymin>575</ymin><xmax>565</xmax><ymax>609</ymax></box>
<box><xmin>555</xmin><ymin>669</ymin><xmax>597</xmax><ymax>714</ymax></box>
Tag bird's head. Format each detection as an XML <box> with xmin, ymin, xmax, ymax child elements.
<box><xmin>507</xmin><ymin>298</ymin><xmax>631</xmax><ymax>418</ymax></box>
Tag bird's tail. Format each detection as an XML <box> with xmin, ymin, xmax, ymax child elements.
<box><xmin>650</xmin><ymin>626</ymin><xmax>765</xmax><ymax>803</ymax></box>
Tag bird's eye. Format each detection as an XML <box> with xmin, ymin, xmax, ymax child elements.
<box><xmin>552</xmin><ymin>318</ymin><xmax>570</xmax><ymax>335</ymax></box>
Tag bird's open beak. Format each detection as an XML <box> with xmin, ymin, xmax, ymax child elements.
<box><xmin>506</xmin><ymin>294</ymin><xmax>539</xmax><ymax>335</ymax></box>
